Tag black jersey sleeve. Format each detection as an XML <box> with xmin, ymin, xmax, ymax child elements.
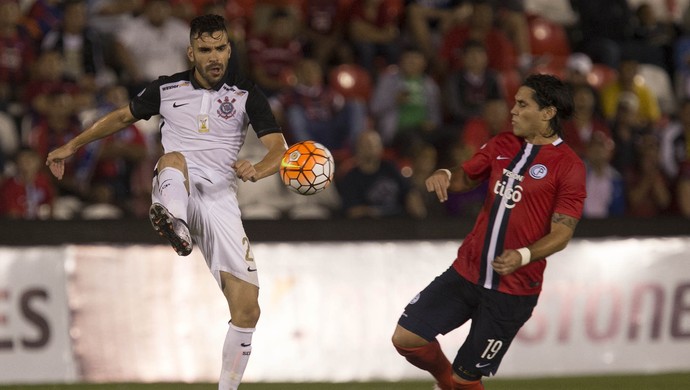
<box><xmin>243</xmin><ymin>80</ymin><xmax>282</xmax><ymax>138</ymax></box>
<box><xmin>129</xmin><ymin>78</ymin><xmax>163</xmax><ymax>120</ymax></box>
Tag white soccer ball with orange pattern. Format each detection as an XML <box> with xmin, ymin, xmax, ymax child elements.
<box><xmin>279</xmin><ymin>141</ymin><xmax>335</xmax><ymax>195</ymax></box>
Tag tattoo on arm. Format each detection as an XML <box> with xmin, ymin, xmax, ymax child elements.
<box><xmin>552</xmin><ymin>213</ymin><xmax>579</xmax><ymax>230</ymax></box>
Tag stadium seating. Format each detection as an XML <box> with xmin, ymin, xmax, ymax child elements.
<box><xmin>637</xmin><ymin>63</ymin><xmax>677</xmax><ymax>115</ymax></box>
<box><xmin>527</xmin><ymin>14</ymin><xmax>571</xmax><ymax>58</ymax></box>
<box><xmin>499</xmin><ymin>68</ymin><xmax>522</xmax><ymax>106</ymax></box>
<box><xmin>587</xmin><ymin>63</ymin><xmax>618</xmax><ymax>90</ymax></box>
<box><xmin>328</xmin><ymin>63</ymin><xmax>373</xmax><ymax>101</ymax></box>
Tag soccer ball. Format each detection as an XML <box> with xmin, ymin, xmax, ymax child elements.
<box><xmin>280</xmin><ymin>141</ymin><xmax>335</xmax><ymax>195</ymax></box>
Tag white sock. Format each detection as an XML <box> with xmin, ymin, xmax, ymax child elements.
<box><xmin>219</xmin><ymin>323</ymin><xmax>255</xmax><ymax>390</ymax></box>
<box><xmin>156</xmin><ymin>167</ymin><xmax>188</xmax><ymax>222</ymax></box>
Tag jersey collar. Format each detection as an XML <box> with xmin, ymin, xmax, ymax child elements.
<box><xmin>525</xmin><ymin>136</ymin><xmax>564</xmax><ymax>146</ymax></box>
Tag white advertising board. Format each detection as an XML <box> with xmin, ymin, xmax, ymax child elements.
<box><xmin>64</xmin><ymin>238</ymin><xmax>690</xmax><ymax>382</ymax></box>
<box><xmin>503</xmin><ymin>237</ymin><xmax>690</xmax><ymax>377</ymax></box>
<box><xmin>0</xmin><ymin>247</ymin><xmax>77</xmax><ymax>383</ymax></box>
<box><xmin>248</xmin><ymin>238</ymin><xmax>690</xmax><ymax>381</ymax></box>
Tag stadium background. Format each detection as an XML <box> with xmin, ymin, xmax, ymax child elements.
<box><xmin>2</xmin><ymin>0</ymin><xmax>690</xmax><ymax>388</ymax></box>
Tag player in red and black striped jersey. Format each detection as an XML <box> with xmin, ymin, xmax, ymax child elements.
<box><xmin>393</xmin><ymin>74</ymin><xmax>586</xmax><ymax>390</ymax></box>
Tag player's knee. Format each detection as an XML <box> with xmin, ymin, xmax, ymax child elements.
<box><xmin>158</xmin><ymin>151</ymin><xmax>187</xmax><ymax>170</ymax></box>
<box><xmin>391</xmin><ymin>326</ymin><xmax>409</xmax><ymax>348</ymax></box>
<box><xmin>391</xmin><ymin>325</ymin><xmax>428</xmax><ymax>349</ymax></box>
<box><xmin>232</xmin><ymin>305</ymin><xmax>261</xmax><ymax>328</ymax></box>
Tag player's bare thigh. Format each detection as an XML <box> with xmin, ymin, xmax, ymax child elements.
<box><xmin>220</xmin><ymin>270</ymin><xmax>260</xmax><ymax>328</ymax></box>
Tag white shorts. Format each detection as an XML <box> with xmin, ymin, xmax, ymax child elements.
<box><xmin>152</xmin><ymin>165</ymin><xmax>259</xmax><ymax>288</ymax></box>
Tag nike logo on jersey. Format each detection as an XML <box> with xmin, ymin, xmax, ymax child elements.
<box><xmin>496</xmin><ymin>156</ymin><xmax>510</xmax><ymax>160</ymax></box>
<box><xmin>173</xmin><ymin>102</ymin><xmax>189</xmax><ymax>108</ymax></box>
<box><xmin>247</xmin><ymin>266</ymin><xmax>257</xmax><ymax>272</ymax></box>
<box><xmin>241</xmin><ymin>343</ymin><xmax>251</xmax><ymax>347</ymax></box>
<box><xmin>475</xmin><ymin>362</ymin><xmax>491</xmax><ymax>368</ymax></box>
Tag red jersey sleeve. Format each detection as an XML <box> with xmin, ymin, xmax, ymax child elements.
<box><xmin>461</xmin><ymin>142</ymin><xmax>492</xmax><ymax>182</ymax></box>
<box><xmin>462</xmin><ymin>133</ymin><xmax>522</xmax><ymax>182</ymax></box>
<box><xmin>554</xmin><ymin>152</ymin><xmax>586</xmax><ymax>219</ymax></box>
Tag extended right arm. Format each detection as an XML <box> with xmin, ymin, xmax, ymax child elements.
<box><xmin>46</xmin><ymin>105</ymin><xmax>137</xmax><ymax>179</ymax></box>
<box><xmin>425</xmin><ymin>167</ymin><xmax>480</xmax><ymax>203</ymax></box>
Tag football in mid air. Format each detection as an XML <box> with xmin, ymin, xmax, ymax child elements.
<box><xmin>279</xmin><ymin>141</ymin><xmax>335</xmax><ymax>195</ymax></box>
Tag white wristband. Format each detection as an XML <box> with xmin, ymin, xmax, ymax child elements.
<box><xmin>517</xmin><ymin>247</ymin><xmax>531</xmax><ymax>266</ymax></box>
<box><xmin>439</xmin><ymin>169</ymin><xmax>452</xmax><ymax>180</ymax></box>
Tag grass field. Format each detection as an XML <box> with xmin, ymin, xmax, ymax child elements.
<box><xmin>2</xmin><ymin>373</ymin><xmax>690</xmax><ymax>390</ymax></box>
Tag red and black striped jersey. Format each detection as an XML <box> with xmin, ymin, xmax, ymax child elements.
<box><xmin>453</xmin><ymin>132</ymin><xmax>586</xmax><ymax>296</ymax></box>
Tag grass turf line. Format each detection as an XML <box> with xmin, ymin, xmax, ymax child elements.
<box><xmin>1</xmin><ymin>373</ymin><xmax>690</xmax><ymax>390</ymax></box>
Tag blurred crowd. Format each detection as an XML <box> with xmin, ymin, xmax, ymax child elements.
<box><xmin>0</xmin><ymin>0</ymin><xmax>689</xmax><ymax>221</ymax></box>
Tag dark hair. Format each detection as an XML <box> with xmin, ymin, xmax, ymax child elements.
<box><xmin>462</xmin><ymin>39</ymin><xmax>486</xmax><ymax>53</ymax></box>
<box><xmin>522</xmin><ymin>73</ymin><xmax>573</xmax><ymax>137</ymax></box>
<box><xmin>60</xmin><ymin>0</ymin><xmax>85</xmax><ymax>11</ymax></box>
<box><xmin>14</xmin><ymin>146</ymin><xmax>40</xmax><ymax>161</ymax></box>
<box><xmin>269</xmin><ymin>7</ymin><xmax>292</xmax><ymax>20</ymax></box>
<box><xmin>189</xmin><ymin>14</ymin><xmax>227</xmax><ymax>41</ymax></box>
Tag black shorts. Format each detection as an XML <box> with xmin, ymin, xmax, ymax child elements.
<box><xmin>397</xmin><ymin>266</ymin><xmax>538</xmax><ymax>381</ymax></box>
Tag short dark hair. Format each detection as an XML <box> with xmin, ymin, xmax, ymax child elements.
<box><xmin>462</xmin><ymin>39</ymin><xmax>486</xmax><ymax>53</ymax></box>
<box><xmin>61</xmin><ymin>0</ymin><xmax>85</xmax><ymax>11</ymax></box>
<box><xmin>189</xmin><ymin>14</ymin><xmax>227</xmax><ymax>41</ymax></box>
<box><xmin>522</xmin><ymin>73</ymin><xmax>573</xmax><ymax>137</ymax></box>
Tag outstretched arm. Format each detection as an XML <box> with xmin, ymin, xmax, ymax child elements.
<box><xmin>233</xmin><ymin>132</ymin><xmax>288</xmax><ymax>182</ymax></box>
<box><xmin>425</xmin><ymin>167</ymin><xmax>480</xmax><ymax>202</ymax></box>
<box><xmin>46</xmin><ymin>105</ymin><xmax>137</xmax><ymax>179</ymax></box>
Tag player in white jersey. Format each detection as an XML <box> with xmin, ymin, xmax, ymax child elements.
<box><xmin>45</xmin><ymin>14</ymin><xmax>287</xmax><ymax>390</ymax></box>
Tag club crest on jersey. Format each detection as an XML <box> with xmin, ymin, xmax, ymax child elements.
<box><xmin>529</xmin><ymin>164</ymin><xmax>548</xmax><ymax>179</ymax></box>
<box><xmin>217</xmin><ymin>96</ymin><xmax>236</xmax><ymax>119</ymax></box>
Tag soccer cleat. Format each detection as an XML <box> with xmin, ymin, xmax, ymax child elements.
<box><xmin>149</xmin><ymin>203</ymin><xmax>192</xmax><ymax>256</ymax></box>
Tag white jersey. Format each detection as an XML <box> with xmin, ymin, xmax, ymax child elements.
<box><xmin>134</xmin><ymin>68</ymin><xmax>281</xmax><ymax>287</ymax></box>
<box><xmin>130</xmin><ymin>68</ymin><xmax>281</xmax><ymax>181</ymax></box>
